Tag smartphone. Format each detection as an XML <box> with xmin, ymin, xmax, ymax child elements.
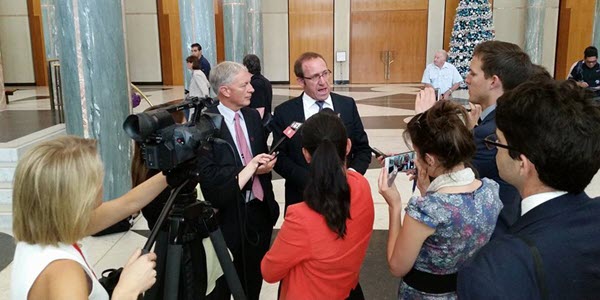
<box><xmin>371</xmin><ymin>147</ymin><xmax>387</xmax><ymax>158</ymax></box>
<box><xmin>384</xmin><ymin>151</ymin><xmax>417</xmax><ymax>186</ymax></box>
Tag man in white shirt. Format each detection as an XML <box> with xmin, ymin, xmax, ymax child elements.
<box><xmin>458</xmin><ymin>79</ymin><xmax>600</xmax><ymax>299</ymax></box>
<box><xmin>421</xmin><ymin>50</ymin><xmax>463</xmax><ymax>100</ymax></box>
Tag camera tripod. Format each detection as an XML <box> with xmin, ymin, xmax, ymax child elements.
<box><xmin>142</xmin><ymin>179</ymin><xmax>246</xmax><ymax>300</ymax></box>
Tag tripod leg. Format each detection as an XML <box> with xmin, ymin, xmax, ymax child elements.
<box><xmin>209</xmin><ymin>228</ymin><xmax>246</xmax><ymax>300</ymax></box>
<box><xmin>164</xmin><ymin>244</ymin><xmax>183</xmax><ymax>299</ymax></box>
<box><xmin>144</xmin><ymin>231</ymin><xmax>168</xmax><ymax>300</ymax></box>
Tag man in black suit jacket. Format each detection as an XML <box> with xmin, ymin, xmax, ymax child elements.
<box><xmin>272</xmin><ymin>52</ymin><xmax>371</xmax><ymax>209</ymax></box>
<box><xmin>458</xmin><ymin>80</ymin><xmax>600</xmax><ymax>299</ymax></box>
<box><xmin>197</xmin><ymin>61</ymin><xmax>279</xmax><ymax>300</ymax></box>
<box><xmin>465</xmin><ymin>41</ymin><xmax>534</xmax><ymax>236</ymax></box>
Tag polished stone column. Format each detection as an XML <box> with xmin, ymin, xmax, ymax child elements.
<box><xmin>178</xmin><ymin>0</ymin><xmax>217</xmax><ymax>88</ymax></box>
<box><xmin>40</xmin><ymin>0</ymin><xmax>60</xmax><ymax>59</ymax></box>
<box><xmin>0</xmin><ymin>50</ymin><xmax>5</xmax><ymax>110</ymax></box>
<box><xmin>53</xmin><ymin>0</ymin><xmax>131</xmax><ymax>200</ymax></box>
<box><xmin>246</xmin><ymin>0</ymin><xmax>263</xmax><ymax>60</ymax></box>
<box><xmin>525</xmin><ymin>0</ymin><xmax>546</xmax><ymax>64</ymax></box>
<box><xmin>223</xmin><ymin>0</ymin><xmax>248</xmax><ymax>62</ymax></box>
<box><xmin>594</xmin><ymin>0</ymin><xmax>600</xmax><ymax>47</ymax></box>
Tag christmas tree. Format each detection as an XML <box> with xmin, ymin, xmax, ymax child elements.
<box><xmin>447</xmin><ymin>0</ymin><xmax>495</xmax><ymax>84</ymax></box>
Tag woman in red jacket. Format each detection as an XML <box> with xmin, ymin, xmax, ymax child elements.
<box><xmin>261</xmin><ymin>109</ymin><xmax>375</xmax><ymax>299</ymax></box>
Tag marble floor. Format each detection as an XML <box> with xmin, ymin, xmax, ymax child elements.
<box><xmin>1</xmin><ymin>84</ymin><xmax>599</xmax><ymax>299</ymax></box>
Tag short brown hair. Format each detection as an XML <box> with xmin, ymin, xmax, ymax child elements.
<box><xmin>12</xmin><ymin>136</ymin><xmax>104</xmax><ymax>245</ymax></box>
<box><xmin>473</xmin><ymin>41</ymin><xmax>533</xmax><ymax>91</ymax></box>
<box><xmin>294</xmin><ymin>52</ymin><xmax>326</xmax><ymax>78</ymax></box>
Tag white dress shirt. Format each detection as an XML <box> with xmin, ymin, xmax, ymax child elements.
<box><xmin>302</xmin><ymin>93</ymin><xmax>333</xmax><ymax>119</ymax></box>
<box><xmin>521</xmin><ymin>191</ymin><xmax>568</xmax><ymax>216</ymax></box>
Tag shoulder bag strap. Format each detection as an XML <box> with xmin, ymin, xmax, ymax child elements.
<box><xmin>516</xmin><ymin>235</ymin><xmax>549</xmax><ymax>300</ymax></box>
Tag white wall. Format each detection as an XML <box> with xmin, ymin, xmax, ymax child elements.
<box><xmin>493</xmin><ymin>0</ymin><xmax>560</xmax><ymax>76</ymax></box>
<box><xmin>426</xmin><ymin>0</ymin><xmax>446</xmax><ymax>66</ymax></box>
<box><xmin>124</xmin><ymin>0</ymin><xmax>162</xmax><ymax>83</ymax></box>
<box><xmin>262</xmin><ymin>0</ymin><xmax>288</xmax><ymax>82</ymax></box>
<box><xmin>334</xmin><ymin>0</ymin><xmax>350</xmax><ymax>82</ymax></box>
<box><xmin>0</xmin><ymin>0</ymin><xmax>34</xmax><ymax>83</ymax></box>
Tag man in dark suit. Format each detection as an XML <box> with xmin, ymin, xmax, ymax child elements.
<box><xmin>272</xmin><ymin>52</ymin><xmax>371</xmax><ymax>209</ymax></box>
<box><xmin>465</xmin><ymin>41</ymin><xmax>534</xmax><ymax>236</ymax></box>
<box><xmin>457</xmin><ymin>79</ymin><xmax>600</xmax><ymax>299</ymax></box>
<box><xmin>197</xmin><ymin>61</ymin><xmax>279</xmax><ymax>300</ymax></box>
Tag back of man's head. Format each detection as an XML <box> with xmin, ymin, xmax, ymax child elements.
<box><xmin>584</xmin><ymin>46</ymin><xmax>598</xmax><ymax>58</ymax></box>
<box><xmin>209</xmin><ymin>61</ymin><xmax>247</xmax><ymax>96</ymax></box>
<box><xmin>473</xmin><ymin>41</ymin><xmax>533</xmax><ymax>91</ymax></box>
<box><xmin>496</xmin><ymin>79</ymin><xmax>600</xmax><ymax>193</ymax></box>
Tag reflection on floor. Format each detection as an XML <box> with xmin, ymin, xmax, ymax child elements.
<box><xmin>1</xmin><ymin>84</ymin><xmax>599</xmax><ymax>300</ymax></box>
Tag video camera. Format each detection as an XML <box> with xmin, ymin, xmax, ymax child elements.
<box><xmin>123</xmin><ymin>96</ymin><xmax>223</xmax><ymax>171</ymax></box>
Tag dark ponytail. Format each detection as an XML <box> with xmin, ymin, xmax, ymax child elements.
<box><xmin>302</xmin><ymin>109</ymin><xmax>351</xmax><ymax>238</ymax></box>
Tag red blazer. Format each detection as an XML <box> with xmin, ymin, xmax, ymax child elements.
<box><xmin>261</xmin><ymin>170</ymin><xmax>375</xmax><ymax>299</ymax></box>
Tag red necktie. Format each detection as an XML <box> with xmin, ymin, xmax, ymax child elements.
<box><xmin>233</xmin><ymin>112</ymin><xmax>264</xmax><ymax>201</ymax></box>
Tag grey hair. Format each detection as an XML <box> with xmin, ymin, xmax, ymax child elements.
<box><xmin>436</xmin><ymin>49</ymin><xmax>448</xmax><ymax>59</ymax></box>
<box><xmin>209</xmin><ymin>61</ymin><xmax>248</xmax><ymax>93</ymax></box>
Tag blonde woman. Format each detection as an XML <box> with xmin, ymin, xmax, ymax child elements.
<box><xmin>11</xmin><ymin>136</ymin><xmax>168</xmax><ymax>299</ymax></box>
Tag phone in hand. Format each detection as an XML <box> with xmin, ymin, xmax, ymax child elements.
<box><xmin>371</xmin><ymin>147</ymin><xmax>387</xmax><ymax>158</ymax></box>
<box><xmin>384</xmin><ymin>151</ymin><xmax>417</xmax><ymax>186</ymax></box>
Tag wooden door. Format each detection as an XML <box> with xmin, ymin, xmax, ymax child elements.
<box><xmin>288</xmin><ymin>0</ymin><xmax>334</xmax><ymax>83</ymax></box>
<box><xmin>555</xmin><ymin>0</ymin><xmax>595</xmax><ymax>79</ymax></box>
<box><xmin>350</xmin><ymin>0</ymin><xmax>428</xmax><ymax>83</ymax></box>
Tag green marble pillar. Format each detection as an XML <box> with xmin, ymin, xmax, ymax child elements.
<box><xmin>40</xmin><ymin>0</ymin><xmax>60</xmax><ymax>60</ymax></box>
<box><xmin>223</xmin><ymin>0</ymin><xmax>248</xmax><ymax>62</ymax></box>
<box><xmin>246</xmin><ymin>0</ymin><xmax>263</xmax><ymax>61</ymax></box>
<box><xmin>524</xmin><ymin>0</ymin><xmax>545</xmax><ymax>64</ymax></box>
<box><xmin>53</xmin><ymin>0</ymin><xmax>131</xmax><ymax>201</ymax></box>
<box><xmin>178</xmin><ymin>0</ymin><xmax>217</xmax><ymax>88</ymax></box>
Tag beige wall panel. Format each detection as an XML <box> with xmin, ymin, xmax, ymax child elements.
<box><xmin>334</xmin><ymin>0</ymin><xmax>350</xmax><ymax>82</ymax></box>
<box><xmin>427</xmin><ymin>0</ymin><xmax>445</xmax><ymax>64</ymax></box>
<box><xmin>263</xmin><ymin>12</ymin><xmax>289</xmax><ymax>81</ymax></box>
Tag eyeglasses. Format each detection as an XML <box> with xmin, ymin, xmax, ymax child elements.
<box><xmin>483</xmin><ymin>134</ymin><xmax>519</xmax><ymax>152</ymax></box>
<box><xmin>303</xmin><ymin>69</ymin><xmax>332</xmax><ymax>82</ymax></box>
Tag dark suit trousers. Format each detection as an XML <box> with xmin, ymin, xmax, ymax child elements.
<box><xmin>208</xmin><ymin>200</ymin><xmax>273</xmax><ymax>300</ymax></box>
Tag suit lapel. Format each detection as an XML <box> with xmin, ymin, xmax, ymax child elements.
<box><xmin>295</xmin><ymin>93</ymin><xmax>307</xmax><ymax>121</ymax></box>
<box><xmin>208</xmin><ymin>106</ymin><xmax>243</xmax><ymax>165</ymax></box>
<box><xmin>242</xmin><ymin>108</ymin><xmax>259</xmax><ymax>155</ymax></box>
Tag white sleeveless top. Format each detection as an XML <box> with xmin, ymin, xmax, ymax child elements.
<box><xmin>11</xmin><ymin>241</ymin><xmax>109</xmax><ymax>300</ymax></box>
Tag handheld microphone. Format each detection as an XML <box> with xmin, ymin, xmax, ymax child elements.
<box><xmin>269</xmin><ymin>121</ymin><xmax>302</xmax><ymax>155</ymax></box>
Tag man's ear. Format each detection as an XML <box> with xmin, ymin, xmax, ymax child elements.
<box><xmin>219</xmin><ymin>86</ymin><xmax>230</xmax><ymax>98</ymax></box>
<box><xmin>302</xmin><ymin>147</ymin><xmax>311</xmax><ymax>164</ymax></box>
<box><xmin>490</xmin><ymin>74</ymin><xmax>503</xmax><ymax>90</ymax></box>
<box><xmin>519</xmin><ymin>154</ymin><xmax>536</xmax><ymax>177</ymax></box>
<box><xmin>296</xmin><ymin>77</ymin><xmax>305</xmax><ymax>88</ymax></box>
<box><xmin>346</xmin><ymin>138</ymin><xmax>352</xmax><ymax>156</ymax></box>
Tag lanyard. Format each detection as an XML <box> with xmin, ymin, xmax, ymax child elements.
<box><xmin>72</xmin><ymin>243</ymin><xmax>97</xmax><ymax>278</ymax></box>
